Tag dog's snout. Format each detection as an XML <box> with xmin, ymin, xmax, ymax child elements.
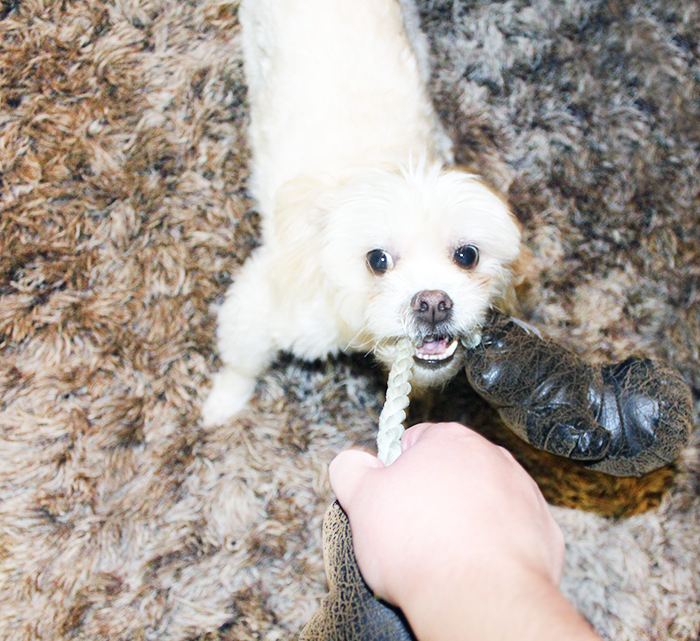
<box><xmin>411</xmin><ymin>290</ymin><xmax>453</xmax><ymax>325</ymax></box>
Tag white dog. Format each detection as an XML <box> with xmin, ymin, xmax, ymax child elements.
<box><xmin>203</xmin><ymin>0</ymin><xmax>523</xmax><ymax>426</ymax></box>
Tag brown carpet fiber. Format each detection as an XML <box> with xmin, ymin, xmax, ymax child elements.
<box><xmin>1</xmin><ymin>0</ymin><xmax>699</xmax><ymax>639</ymax></box>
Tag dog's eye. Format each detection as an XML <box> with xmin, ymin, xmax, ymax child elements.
<box><xmin>454</xmin><ymin>245</ymin><xmax>479</xmax><ymax>269</ymax></box>
<box><xmin>366</xmin><ymin>249</ymin><xmax>394</xmax><ymax>274</ymax></box>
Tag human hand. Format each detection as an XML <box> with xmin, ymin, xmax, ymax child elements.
<box><xmin>330</xmin><ymin>421</ymin><xmax>563</xmax><ymax>604</ymax></box>
<box><xmin>330</xmin><ymin>422</ymin><xmax>598</xmax><ymax>640</ymax></box>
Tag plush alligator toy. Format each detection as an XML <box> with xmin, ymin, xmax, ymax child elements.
<box><xmin>300</xmin><ymin>312</ymin><xmax>694</xmax><ymax>640</ymax></box>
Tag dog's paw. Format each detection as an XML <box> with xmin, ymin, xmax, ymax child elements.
<box><xmin>202</xmin><ymin>367</ymin><xmax>257</xmax><ymax>426</ymax></box>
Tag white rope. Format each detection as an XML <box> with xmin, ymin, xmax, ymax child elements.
<box><xmin>377</xmin><ymin>337</ymin><xmax>414</xmax><ymax>465</ymax></box>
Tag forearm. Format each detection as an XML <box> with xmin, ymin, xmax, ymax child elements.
<box><xmin>401</xmin><ymin>562</ymin><xmax>600</xmax><ymax>641</ymax></box>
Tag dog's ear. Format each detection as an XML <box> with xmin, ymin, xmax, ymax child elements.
<box><xmin>498</xmin><ymin>245</ymin><xmax>537</xmax><ymax>316</ymax></box>
<box><xmin>268</xmin><ymin>176</ymin><xmax>334</xmax><ymax>298</ymax></box>
<box><xmin>272</xmin><ymin>175</ymin><xmax>328</xmax><ymax>237</ymax></box>
<box><xmin>511</xmin><ymin>245</ymin><xmax>536</xmax><ymax>288</ymax></box>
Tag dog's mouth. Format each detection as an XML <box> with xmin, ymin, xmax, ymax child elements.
<box><xmin>413</xmin><ymin>335</ymin><xmax>459</xmax><ymax>369</ymax></box>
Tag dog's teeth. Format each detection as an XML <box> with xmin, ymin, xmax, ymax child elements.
<box><xmin>415</xmin><ymin>352</ymin><xmax>449</xmax><ymax>361</ymax></box>
<box><xmin>415</xmin><ymin>339</ymin><xmax>458</xmax><ymax>362</ymax></box>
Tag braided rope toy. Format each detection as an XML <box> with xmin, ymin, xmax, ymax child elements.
<box><xmin>376</xmin><ymin>332</ymin><xmax>482</xmax><ymax>465</ymax></box>
<box><xmin>376</xmin><ymin>337</ymin><xmax>415</xmax><ymax>465</ymax></box>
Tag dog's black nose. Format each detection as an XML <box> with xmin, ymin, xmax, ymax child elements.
<box><xmin>411</xmin><ymin>290</ymin><xmax>453</xmax><ymax>325</ymax></box>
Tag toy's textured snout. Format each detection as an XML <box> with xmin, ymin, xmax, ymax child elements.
<box><xmin>299</xmin><ymin>502</ymin><xmax>415</xmax><ymax>641</ymax></box>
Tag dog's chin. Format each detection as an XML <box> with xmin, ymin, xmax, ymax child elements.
<box><xmin>410</xmin><ymin>336</ymin><xmax>468</xmax><ymax>388</ymax></box>
<box><xmin>375</xmin><ymin>334</ymin><xmax>471</xmax><ymax>389</ymax></box>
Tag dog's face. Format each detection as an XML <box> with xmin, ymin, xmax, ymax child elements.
<box><xmin>319</xmin><ymin>163</ymin><xmax>522</xmax><ymax>387</ymax></box>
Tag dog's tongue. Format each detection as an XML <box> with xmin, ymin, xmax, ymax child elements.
<box><xmin>417</xmin><ymin>337</ymin><xmax>450</xmax><ymax>356</ymax></box>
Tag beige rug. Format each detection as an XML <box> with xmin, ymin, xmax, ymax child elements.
<box><xmin>1</xmin><ymin>0</ymin><xmax>698</xmax><ymax>639</ymax></box>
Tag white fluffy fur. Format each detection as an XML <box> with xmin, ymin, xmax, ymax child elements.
<box><xmin>203</xmin><ymin>0</ymin><xmax>522</xmax><ymax>425</ymax></box>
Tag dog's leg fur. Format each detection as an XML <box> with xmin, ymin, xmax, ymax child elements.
<box><xmin>203</xmin><ymin>250</ymin><xmax>278</xmax><ymax>424</ymax></box>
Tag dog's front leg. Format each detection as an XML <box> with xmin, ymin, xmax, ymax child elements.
<box><xmin>202</xmin><ymin>252</ymin><xmax>278</xmax><ymax>426</ymax></box>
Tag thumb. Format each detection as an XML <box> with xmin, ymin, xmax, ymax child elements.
<box><xmin>329</xmin><ymin>449</ymin><xmax>383</xmax><ymax>508</ymax></box>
